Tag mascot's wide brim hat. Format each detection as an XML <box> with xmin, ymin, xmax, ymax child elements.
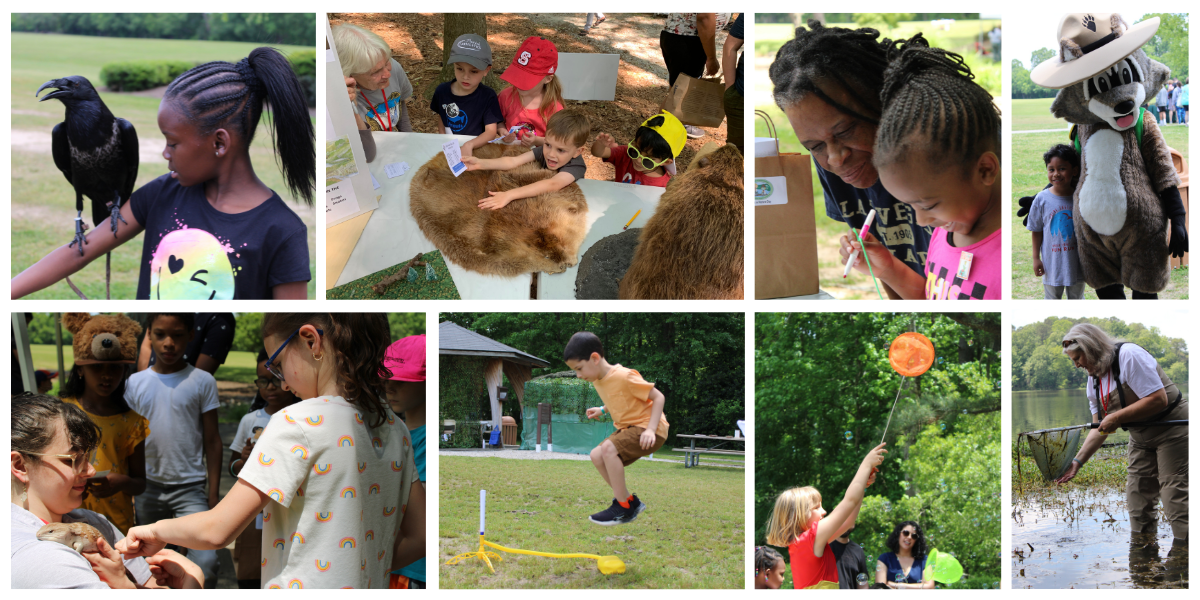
<box><xmin>1031</xmin><ymin>14</ymin><xmax>1159</xmax><ymax>89</ymax></box>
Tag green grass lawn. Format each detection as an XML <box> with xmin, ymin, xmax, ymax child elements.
<box><xmin>11</xmin><ymin>32</ymin><xmax>316</xmax><ymax>299</ymax></box>
<box><xmin>1012</xmin><ymin>98</ymin><xmax>1071</xmax><ymax>131</ymax></box>
<box><xmin>1010</xmin><ymin>126</ymin><xmax>1190</xmax><ymax>299</ymax></box>
<box><xmin>756</xmin><ymin>19</ymin><xmax>1001</xmax><ymax>58</ymax></box>
<box><xmin>440</xmin><ymin>456</ymin><xmax>744</xmax><ymax>588</ymax></box>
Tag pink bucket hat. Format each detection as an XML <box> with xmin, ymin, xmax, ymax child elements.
<box><xmin>384</xmin><ymin>334</ymin><xmax>426</xmax><ymax>382</ymax></box>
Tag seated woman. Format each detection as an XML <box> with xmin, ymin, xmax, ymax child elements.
<box><xmin>876</xmin><ymin>520</ymin><xmax>934</xmax><ymax>589</ymax></box>
<box><xmin>10</xmin><ymin>393</ymin><xmax>202</xmax><ymax>589</ymax></box>
<box><xmin>334</xmin><ymin>23</ymin><xmax>416</xmax><ymax>163</ymax></box>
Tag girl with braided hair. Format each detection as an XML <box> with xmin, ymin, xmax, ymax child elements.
<box><xmin>839</xmin><ymin>35</ymin><xmax>1003</xmax><ymax>300</ymax></box>
<box><xmin>769</xmin><ymin>21</ymin><xmax>933</xmax><ymax>298</ymax></box>
<box><xmin>13</xmin><ymin>47</ymin><xmax>314</xmax><ymax>300</ymax></box>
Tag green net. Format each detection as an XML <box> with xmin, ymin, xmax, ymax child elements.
<box><xmin>1025</xmin><ymin>428</ymin><xmax>1083</xmax><ymax>481</ymax></box>
<box><xmin>438</xmin><ymin>355</ymin><xmax>491</xmax><ymax>448</ymax></box>
<box><xmin>520</xmin><ymin>378</ymin><xmax>616</xmax><ymax>454</ymax></box>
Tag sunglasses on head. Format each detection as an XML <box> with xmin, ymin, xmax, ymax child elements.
<box><xmin>626</xmin><ymin>143</ymin><xmax>670</xmax><ymax>170</ymax></box>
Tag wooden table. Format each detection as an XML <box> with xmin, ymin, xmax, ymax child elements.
<box><xmin>674</xmin><ymin>434</ymin><xmax>746</xmax><ymax>468</ymax></box>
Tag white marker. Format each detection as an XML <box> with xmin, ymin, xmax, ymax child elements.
<box><xmin>843</xmin><ymin>209</ymin><xmax>877</xmax><ymax>278</ymax></box>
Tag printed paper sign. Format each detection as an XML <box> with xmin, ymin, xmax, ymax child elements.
<box><xmin>754</xmin><ymin>176</ymin><xmax>788</xmax><ymax>206</ymax></box>
<box><xmin>384</xmin><ymin>161</ymin><xmax>411</xmax><ymax>179</ymax></box>
<box><xmin>326</xmin><ymin>181</ymin><xmax>361</xmax><ymax>223</ymax></box>
<box><xmin>443</xmin><ymin>140</ymin><xmax>466</xmax><ymax>177</ymax></box>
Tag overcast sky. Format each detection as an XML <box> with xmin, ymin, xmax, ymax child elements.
<box><xmin>1008</xmin><ymin>304</ymin><xmax>1188</xmax><ymax>333</ymax></box>
<box><xmin>1006</xmin><ymin>13</ymin><xmax>1150</xmax><ymax>69</ymax></box>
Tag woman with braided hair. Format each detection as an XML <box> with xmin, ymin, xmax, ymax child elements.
<box><xmin>13</xmin><ymin>47</ymin><xmax>314</xmax><ymax>300</ymax></box>
<box><xmin>839</xmin><ymin>35</ymin><xmax>1003</xmax><ymax>299</ymax></box>
<box><xmin>769</xmin><ymin>21</ymin><xmax>932</xmax><ymax>298</ymax></box>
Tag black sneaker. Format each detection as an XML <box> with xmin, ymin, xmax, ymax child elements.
<box><xmin>623</xmin><ymin>494</ymin><xmax>648</xmax><ymax>523</ymax></box>
<box><xmin>589</xmin><ymin>499</ymin><xmax>627</xmax><ymax>525</ymax></box>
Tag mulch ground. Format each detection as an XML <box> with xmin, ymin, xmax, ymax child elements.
<box><xmin>328</xmin><ymin>13</ymin><xmax>734</xmax><ymax>178</ymax></box>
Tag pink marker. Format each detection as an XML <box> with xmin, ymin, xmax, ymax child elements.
<box><xmin>843</xmin><ymin>209</ymin><xmax>877</xmax><ymax>278</ymax></box>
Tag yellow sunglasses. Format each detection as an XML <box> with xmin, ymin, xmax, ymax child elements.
<box><xmin>626</xmin><ymin>143</ymin><xmax>670</xmax><ymax>170</ymax></box>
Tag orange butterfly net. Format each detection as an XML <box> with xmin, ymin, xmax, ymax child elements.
<box><xmin>881</xmin><ymin>332</ymin><xmax>936</xmax><ymax>443</ymax></box>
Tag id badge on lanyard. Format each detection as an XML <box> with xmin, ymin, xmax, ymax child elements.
<box><xmin>361</xmin><ymin>90</ymin><xmax>394</xmax><ymax>132</ymax></box>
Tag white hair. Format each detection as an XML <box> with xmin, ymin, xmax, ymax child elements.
<box><xmin>1062</xmin><ymin>323</ymin><xmax>1121</xmax><ymax>375</ymax></box>
<box><xmin>332</xmin><ymin>24</ymin><xmax>392</xmax><ymax>78</ymax></box>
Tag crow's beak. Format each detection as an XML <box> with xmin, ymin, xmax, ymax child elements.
<box><xmin>36</xmin><ymin>79</ymin><xmax>67</xmax><ymax>101</ymax></box>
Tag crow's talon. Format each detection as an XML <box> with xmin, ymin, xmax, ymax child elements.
<box><xmin>69</xmin><ymin>227</ymin><xmax>87</xmax><ymax>256</ymax></box>
<box><xmin>110</xmin><ymin>201</ymin><xmax>127</xmax><ymax>236</ymax></box>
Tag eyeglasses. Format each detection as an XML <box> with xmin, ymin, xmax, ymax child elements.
<box><xmin>264</xmin><ymin>328</ymin><xmax>323</xmax><ymax>383</ymax></box>
<box><xmin>254</xmin><ymin>376</ymin><xmax>282</xmax><ymax>389</ymax></box>
<box><xmin>23</xmin><ymin>449</ymin><xmax>95</xmax><ymax>475</ymax></box>
<box><xmin>626</xmin><ymin>143</ymin><xmax>670</xmax><ymax>171</ymax></box>
<box><xmin>1061</xmin><ymin>340</ymin><xmax>1074</xmax><ymax>349</ymax></box>
<box><xmin>900</xmin><ymin>530</ymin><xmax>917</xmax><ymax>538</ymax></box>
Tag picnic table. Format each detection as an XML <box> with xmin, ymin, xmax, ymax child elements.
<box><xmin>674</xmin><ymin>434</ymin><xmax>745</xmax><ymax>468</ymax></box>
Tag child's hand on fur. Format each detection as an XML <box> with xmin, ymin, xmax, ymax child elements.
<box><xmin>479</xmin><ymin>190</ymin><xmax>516</xmax><ymax>210</ymax></box>
<box><xmin>586</xmin><ymin>407</ymin><xmax>604</xmax><ymax>420</ymax></box>
<box><xmin>462</xmin><ymin>156</ymin><xmax>482</xmax><ymax>171</ymax></box>
<box><xmin>1033</xmin><ymin>257</ymin><xmax>1045</xmax><ymax>277</ymax></box>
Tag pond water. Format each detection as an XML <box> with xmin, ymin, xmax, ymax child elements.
<box><xmin>1012</xmin><ymin>385</ymin><xmax>1190</xmax><ymax>446</ymax></box>
<box><xmin>1012</xmin><ymin>487</ymin><xmax>1188</xmax><ymax>589</ymax></box>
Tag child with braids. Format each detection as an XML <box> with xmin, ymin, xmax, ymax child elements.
<box><xmin>755</xmin><ymin>546</ymin><xmax>786</xmax><ymax>589</ymax></box>
<box><xmin>839</xmin><ymin>35</ymin><xmax>1002</xmax><ymax>300</ymax></box>
<box><xmin>118</xmin><ymin>314</ymin><xmax>426</xmax><ymax>589</ymax></box>
<box><xmin>13</xmin><ymin>47</ymin><xmax>315</xmax><ymax>300</ymax></box>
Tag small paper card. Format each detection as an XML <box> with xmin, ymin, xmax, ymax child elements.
<box><xmin>371</xmin><ymin>172</ymin><xmax>381</xmax><ymax>190</ymax></box>
<box><xmin>443</xmin><ymin>140</ymin><xmax>466</xmax><ymax>177</ymax></box>
<box><xmin>754</xmin><ymin>176</ymin><xmax>788</xmax><ymax>206</ymax></box>
<box><xmin>384</xmin><ymin>161</ymin><xmax>411</xmax><ymax>179</ymax></box>
<box><xmin>956</xmin><ymin>251</ymin><xmax>974</xmax><ymax>280</ymax></box>
<box><xmin>326</xmin><ymin>181</ymin><xmax>361</xmax><ymax>223</ymax></box>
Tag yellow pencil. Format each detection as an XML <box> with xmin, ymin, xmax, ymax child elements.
<box><xmin>623</xmin><ymin>210</ymin><xmax>642</xmax><ymax>230</ymax></box>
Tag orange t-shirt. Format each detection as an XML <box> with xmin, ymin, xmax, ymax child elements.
<box><xmin>789</xmin><ymin>520</ymin><xmax>839</xmax><ymax>589</ymax></box>
<box><xmin>591</xmin><ymin>364</ymin><xmax>669</xmax><ymax>439</ymax></box>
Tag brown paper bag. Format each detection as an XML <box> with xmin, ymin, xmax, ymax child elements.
<box><xmin>661</xmin><ymin>73</ymin><xmax>726</xmax><ymax>128</ymax></box>
<box><xmin>755</xmin><ymin>150</ymin><xmax>819</xmax><ymax>299</ymax></box>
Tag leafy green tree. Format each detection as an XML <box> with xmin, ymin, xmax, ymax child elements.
<box><xmin>388</xmin><ymin>313</ymin><xmax>425</xmax><ymax>340</ymax></box>
<box><xmin>853</xmin><ymin>13</ymin><xmax>914</xmax><ymax>33</ymax></box>
<box><xmin>232</xmin><ymin>313</ymin><xmax>263</xmax><ymax>354</ymax></box>
<box><xmin>1030</xmin><ymin>47</ymin><xmax>1056</xmax><ymax>69</ymax></box>
<box><xmin>1011</xmin><ymin>317</ymin><xmax>1187</xmax><ymax>391</ymax></box>
<box><xmin>1140</xmin><ymin>13</ymin><xmax>1188</xmax><ymax>80</ymax></box>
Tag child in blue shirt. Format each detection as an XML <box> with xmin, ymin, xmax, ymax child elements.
<box><xmin>1027</xmin><ymin>144</ymin><xmax>1084</xmax><ymax>299</ymax></box>
<box><xmin>429</xmin><ymin>34</ymin><xmax>504</xmax><ymax>157</ymax></box>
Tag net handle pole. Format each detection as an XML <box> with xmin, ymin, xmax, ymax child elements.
<box><xmin>1022</xmin><ymin>419</ymin><xmax>1188</xmax><ymax>436</ymax></box>
<box><xmin>879</xmin><ymin>375</ymin><xmax>909</xmax><ymax>445</ymax></box>
<box><xmin>480</xmin><ymin>489</ymin><xmax>487</xmax><ymax>535</ymax></box>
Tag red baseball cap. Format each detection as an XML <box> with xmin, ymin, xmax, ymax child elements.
<box><xmin>500</xmin><ymin>36</ymin><xmax>558</xmax><ymax>91</ymax></box>
<box><xmin>384</xmin><ymin>335</ymin><xmax>426</xmax><ymax>382</ymax></box>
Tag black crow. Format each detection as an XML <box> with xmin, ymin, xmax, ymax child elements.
<box><xmin>36</xmin><ymin>76</ymin><xmax>139</xmax><ymax>254</ymax></box>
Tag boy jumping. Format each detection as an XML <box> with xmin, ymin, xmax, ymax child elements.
<box><xmin>563</xmin><ymin>331</ymin><xmax>668</xmax><ymax>526</ymax></box>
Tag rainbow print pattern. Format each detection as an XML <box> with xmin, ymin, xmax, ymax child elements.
<box><xmin>391</xmin><ymin>460</ymin><xmax>404</xmax><ymax>472</ymax></box>
<box><xmin>404</xmin><ymin>436</ymin><xmax>411</xmax><ymax>448</ymax></box>
<box><xmin>296</xmin><ymin>487</ymin><xmax>305</xmax><ymax>497</ymax></box>
<box><xmin>291</xmin><ymin>445</ymin><xmax>309</xmax><ymax>459</ymax></box>
<box><xmin>361</xmin><ymin>559</ymin><xmax>366</xmax><ymax>570</ymax></box>
<box><xmin>267</xmin><ymin>488</ymin><xmax>285</xmax><ymax>502</ymax></box>
<box><xmin>338</xmin><ymin>435</ymin><xmax>354</xmax><ymax>448</ymax></box>
<box><xmin>315</xmin><ymin>560</ymin><xmax>332</xmax><ymax>572</ymax></box>
<box><xmin>261</xmin><ymin>558</ymin><xmax>268</xmax><ymax>567</ymax></box>
<box><xmin>354</xmin><ymin>412</ymin><xmax>364</xmax><ymax>424</ymax></box>
<box><xmin>304</xmin><ymin>416</ymin><xmax>324</xmax><ymax>426</ymax></box>
<box><xmin>387</xmin><ymin>413</ymin><xmax>395</xmax><ymax>425</ymax></box>
<box><xmin>365</xmin><ymin>530</ymin><xmax>375</xmax><ymax>540</ymax></box>
<box><xmin>292</xmin><ymin>532</ymin><xmax>306</xmax><ymax>544</ymax></box>
<box><xmin>283</xmin><ymin>414</ymin><xmax>296</xmax><ymax>424</ymax></box>
<box><xmin>369</xmin><ymin>483</ymin><xmax>381</xmax><ymax>495</ymax></box>
<box><xmin>288</xmin><ymin>579</ymin><xmax>303</xmax><ymax>589</ymax></box>
<box><xmin>372</xmin><ymin>437</ymin><xmax>383</xmax><ymax>449</ymax></box>
<box><xmin>263</xmin><ymin>512</ymin><xmax>271</xmax><ymax>522</ymax></box>
<box><xmin>316</xmin><ymin>511</ymin><xmax>333</xmax><ymax>522</ymax></box>
<box><xmin>383</xmin><ymin>506</ymin><xmax>397</xmax><ymax>516</ymax></box>
<box><xmin>357</xmin><ymin>462</ymin><xmax>367</xmax><ymax>473</ymax></box>
<box><xmin>339</xmin><ymin>537</ymin><xmax>356</xmax><ymax>549</ymax></box>
<box><xmin>314</xmin><ymin>463</ymin><xmax>332</xmax><ymax>474</ymax></box>
<box><xmin>273</xmin><ymin>538</ymin><xmax>286</xmax><ymax>550</ymax></box>
<box><xmin>341</xmin><ymin>486</ymin><xmax>357</xmax><ymax>499</ymax></box>
<box><xmin>257</xmin><ymin>453</ymin><xmax>275</xmax><ymax>466</ymax></box>
<box><xmin>268</xmin><ymin>585</ymin><xmax>281</xmax><ymax>589</ymax></box>
<box><xmin>378</xmin><ymin>550</ymin><xmax>386</xmax><ymax>561</ymax></box>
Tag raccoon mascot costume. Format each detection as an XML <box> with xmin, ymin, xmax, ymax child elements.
<box><xmin>1029</xmin><ymin>14</ymin><xmax>1186</xmax><ymax>299</ymax></box>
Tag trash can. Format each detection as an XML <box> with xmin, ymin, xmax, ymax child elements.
<box><xmin>501</xmin><ymin>416</ymin><xmax>518</xmax><ymax>447</ymax></box>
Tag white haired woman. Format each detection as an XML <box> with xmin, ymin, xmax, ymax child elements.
<box><xmin>334</xmin><ymin>23</ymin><xmax>414</xmax><ymax>141</ymax></box>
<box><xmin>1058</xmin><ymin>323</ymin><xmax>1188</xmax><ymax>541</ymax></box>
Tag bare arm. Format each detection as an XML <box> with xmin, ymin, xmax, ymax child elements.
<box><xmin>137</xmin><ymin>334</ymin><xmax>153</xmax><ymax>372</ymax></box>
<box><xmin>272</xmin><ymin>281</ymin><xmax>308</xmax><ymax>300</ymax></box>
<box><xmin>722</xmin><ymin>29</ymin><xmax>743</xmax><ymax>89</ymax></box>
<box><xmin>1031</xmin><ymin>231</ymin><xmax>1043</xmax><ymax>261</ymax></box>
<box><xmin>590</xmin><ymin>133</ymin><xmax>615</xmax><ymax>159</ymax></box>
<box><xmin>1104</xmin><ymin>388</ymin><xmax>1170</xmax><ymax>429</ymax></box>
<box><xmin>464</xmin><ymin>151</ymin><xmax>532</xmax><ymax>172</ymax></box>
<box><xmin>202</xmin><ymin>410</ymin><xmax>222</xmax><ymax>508</ymax></box>
<box><xmin>815</xmin><ymin>444</ymin><xmax>886</xmax><ymax>553</ymax></box>
<box><xmin>479</xmin><ymin>172</ymin><xmax>575</xmax><ymax>210</ymax></box>
<box><xmin>193</xmin><ymin>354</ymin><xmax>220</xmax><ymax>377</ymax></box>
<box><xmin>11</xmin><ymin>200</ymin><xmax>143</xmax><ymax>298</ymax></box>
<box><xmin>119</xmin><ymin>479</ymin><xmax>270</xmax><ymax>554</ymax></box>
<box><xmin>461</xmin><ymin>123</ymin><xmax>500</xmax><ymax>157</ymax></box>
<box><xmin>840</xmin><ymin>232</ymin><xmax>927</xmax><ymax>299</ymax></box>
<box><xmin>696</xmin><ymin>14</ymin><xmax>719</xmax><ymax>75</ymax></box>
<box><xmin>876</xmin><ymin>560</ymin><xmax>888</xmax><ymax>584</ymax></box>
<box><xmin>390</xmin><ymin>480</ymin><xmax>427</xmax><ymax>571</ymax></box>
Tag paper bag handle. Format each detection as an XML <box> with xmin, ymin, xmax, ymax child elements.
<box><xmin>755</xmin><ymin>110</ymin><xmax>780</xmax><ymax>155</ymax></box>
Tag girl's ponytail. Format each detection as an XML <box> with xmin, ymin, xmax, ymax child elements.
<box><xmin>246</xmin><ymin>47</ymin><xmax>315</xmax><ymax>206</ymax></box>
<box><xmin>540</xmin><ymin>74</ymin><xmax>564</xmax><ymax>124</ymax></box>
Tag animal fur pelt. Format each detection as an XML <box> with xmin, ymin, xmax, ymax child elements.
<box><xmin>409</xmin><ymin>144</ymin><xmax>587</xmax><ymax>276</ymax></box>
<box><xmin>618</xmin><ymin>144</ymin><xmax>745</xmax><ymax>299</ymax></box>
<box><xmin>1047</xmin><ymin>14</ymin><xmax>1182</xmax><ymax>293</ymax></box>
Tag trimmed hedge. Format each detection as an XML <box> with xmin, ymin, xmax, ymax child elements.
<box><xmin>289</xmin><ymin>50</ymin><xmax>316</xmax><ymax>107</ymax></box>
<box><xmin>100</xmin><ymin>61</ymin><xmax>194</xmax><ymax>92</ymax></box>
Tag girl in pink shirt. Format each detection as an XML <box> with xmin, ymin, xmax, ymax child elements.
<box><xmin>840</xmin><ymin>36</ymin><xmax>1002</xmax><ymax>300</ymax></box>
<box><xmin>497</xmin><ymin>36</ymin><xmax>565</xmax><ymax>147</ymax></box>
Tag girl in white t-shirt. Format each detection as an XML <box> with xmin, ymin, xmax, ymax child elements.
<box><xmin>119</xmin><ymin>314</ymin><xmax>426</xmax><ymax>588</ymax></box>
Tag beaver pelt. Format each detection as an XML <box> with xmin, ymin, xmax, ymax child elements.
<box><xmin>619</xmin><ymin>143</ymin><xmax>744</xmax><ymax>299</ymax></box>
<box><xmin>409</xmin><ymin>143</ymin><xmax>587</xmax><ymax>276</ymax></box>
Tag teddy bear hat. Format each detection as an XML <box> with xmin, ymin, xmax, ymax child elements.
<box><xmin>1031</xmin><ymin>13</ymin><xmax>1159</xmax><ymax>89</ymax></box>
<box><xmin>63</xmin><ymin>312</ymin><xmax>142</xmax><ymax>365</ymax></box>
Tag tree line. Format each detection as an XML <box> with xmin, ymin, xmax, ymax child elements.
<box><xmin>12</xmin><ymin>13</ymin><xmax>314</xmax><ymax>47</ymax></box>
<box><xmin>1011</xmin><ymin>316</ymin><xmax>1187</xmax><ymax>391</ymax></box>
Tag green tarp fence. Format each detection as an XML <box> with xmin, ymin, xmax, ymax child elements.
<box><xmin>520</xmin><ymin>377</ymin><xmax>615</xmax><ymax>455</ymax></box>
